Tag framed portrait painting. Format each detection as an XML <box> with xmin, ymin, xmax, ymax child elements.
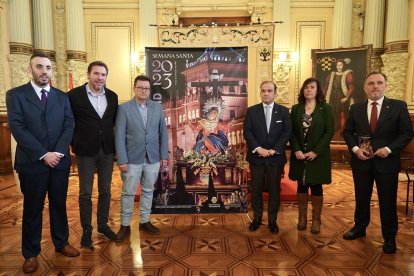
<box><xmin>312</xmin><ymin>45</ymin><xmax>372</xmax><ymax>141</ymax></box>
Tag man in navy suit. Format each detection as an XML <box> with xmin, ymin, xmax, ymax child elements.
<box><xmin>6</xmin><ymin>52</ymin><xmax>79</xmax><ymax>273</ymax></box>
<box><xmin>114</xmin><ymin>75</ymin><xmax>169</xmax><ymax>241</ymax></box>
<box><xmin>68</xmin><ymin>61</ymin><xmax>118</xmax><ymax>248</ymax></box>
<box><xmin>243</xmin><ymin>80</ymin><xmax>292</xmax><ymax>234</ymax></box>
<box><xmin>343</xmin><ymin>72</ymin><xmax>413</xmax><ymax>254</ymax></box>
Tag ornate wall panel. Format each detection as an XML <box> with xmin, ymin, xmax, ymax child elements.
<box><xmin>294</xmin><ymin>21</ymin><xmax>326</xmax><ymax>103</ymax></box>
<box><xmin>91</xmin><ymin>22</ymin><xmax>135</xmax><ymax>102</ymax></box>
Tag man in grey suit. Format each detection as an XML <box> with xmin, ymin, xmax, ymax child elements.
<box><xmin>114</xmin><ymin>75</ymin><xmax>169</xmax><ymax>241</ymax></box>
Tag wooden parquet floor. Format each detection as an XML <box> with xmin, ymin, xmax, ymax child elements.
<box><xmin>0</xmin><ymin>166</ymin><xmax>413</xmax><ymax>275</ymax></box>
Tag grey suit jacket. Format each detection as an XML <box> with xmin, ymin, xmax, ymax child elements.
<box><xmin>115</xmin><ymin>99</ymin><xmax>169</xmax><ymax>165</ymax></box>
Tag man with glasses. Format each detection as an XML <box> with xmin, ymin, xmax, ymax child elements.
<box><xmin>114</xmin><ymin>75</ymin><xmax>169</xmax><ymax>241</ymax></box>
<box><xmin>68</xmin><ymin>61</ymin><xmax>118</xmax><ymax>248</ymax></box>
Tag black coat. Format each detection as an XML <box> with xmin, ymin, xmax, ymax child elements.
<box><xmin>243</xmin><ymin>102</ymin><xmax>292</xmax><ymax>166</ymax></box>
<box><xmin>68</xmin><ymin>84</ymin><xmax>118</xmax><ymax>156</ymax></box>
<box><xmin>343</xmin><ymin>97</ymin><xmax>413</xmax><ymax>173</ymax></box>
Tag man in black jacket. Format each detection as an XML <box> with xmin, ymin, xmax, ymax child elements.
<box><xmin>68</xmin><ymin>61</ymin><xmax>118</xmax><ymax>248</ymax></box>
<box><xmin>243</xmin><ymin>80</ymin><xmax>292</xmax><ymax>234</ymax></box>
<box><xmin>343</xmin><ymin>72</ymin><xmax>413</xmax><ymax>254</ymax></box>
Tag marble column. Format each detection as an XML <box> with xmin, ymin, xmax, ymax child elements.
<box><xmin>8</xmin><ymin>0</ymin><xmax>33</xmax><ymax>88</ymax></box>
<box><xmin>137</xmin><ymin>0</ymin><xmax>158</xmax><ymax>74</ymax></box>
<box><xmin>66</xmin><ymin>0</ymin><xmax>87</xmax><ymax>88</ymax></box>
<box><xmin>332</xmin><ymin>0</ymin><xmax>353</xmax><ymax>48</ymax></box>
<box><xmin>363</xmin><ymin>0</ymin><xmax>385</xmax><ymax>71</ymax></box>
<box><xmin>32</xmin><ymin>0</ymin><xmax>55</xmax><ymax>59</ymax></box>
<box><xmin>8</xmin><ymin>0</ymin><xmax>33</xmax><ymax>186</ymax></box>
<box><xmin>0</xmin><ymin>1</ymin><xmax>12</xmax><ymax>175</ymax></box>
<box><xmin>272</xmin><ymin>0</ymin><xmax>291</xmax><ymax>104</ymax></box>
<box><xmin>381</xmin><ymin>0</ymin><xmax>408</xmax><ymax>100</ymax></box>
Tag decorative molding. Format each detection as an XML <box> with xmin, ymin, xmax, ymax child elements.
<box><xmin>34</xmin><ymin>49</ymin><xmax>56</xmax><ymax>61</ymax></box>
<box><xmin>294</xmin><ymin>21</ymin><xmax>326</xmax><ymax>103</ymax></box>
<box><xmin>66</xmin><ymin>50</ymin><xmax>87</xmax><ymax>62</ymax></box>
<box><xmin>370</xmin><ymin>48</ymin><xmax>383</xmax><ymax>72</ymax></box>
<box><xmin>351</xmin><ymin>0</ymin><xmax>364</xmax><ymax>46</ymax></box>
<box><xmin>381</xmin><ymin>52</ymin><xmax>408</xmax><ymax>101</ymax></box>
<box><xmin>9</xmin><ymin>42</ymin><xmax>33</xmax><ymax>55</ymax></box>
<box><xmin>90</xmin><ymin>22</ymin><xmax>135</xmax><ymax>87</ymax></box>
<box><xmin>158</xmin><ymin>25</ymin><xmax>273</xmax><ymax>47</ymax></box>
<box><xmin>156</xmin><ymin>2</ymin><xmax>260</xmax><ymax>13</ymax></box>
<box><xmin>53</xmin><ymin>0</ymin><xmax>67</xmax><ymax>90</ymax></box>
<box><xmin>273</xmin><ymin>61</ymin><xmax>292</xmax><ymax>104</ymax></box>
<box><xmin>83</xmin><ymin>2</ymin><xmax>139</xmax><ymax>9</ymax></box>
<box><xmin>91</xmin><ymin>22</ymin><xmax>135</xmax><ymax>60</ymax></box>
<box><xmin>8</xmin><ymin>54</ymin><xmax>31</xmax><ymax>88</ymax></box>
<box><xmin>291</xmin><ymin>1</ymin><xmax>335</xmax><ymax>8</ymax></box>
<box><xmin>384</xmin><ymin>40</ymin><xmax>409</xmax><ymax>54</ymax></box>
<box><xmin>67</xmin><ymin>59</ymin><xmax>87</xmax><ymax>89</ymax></box>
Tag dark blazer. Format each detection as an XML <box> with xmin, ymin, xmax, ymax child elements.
<box><xmin>68</xmin><ymin>84</ymin><xmax>118</xmax><ymax>156</ymax></box>
<box><xmin>243</xmin><ymin>102</ymin><xmax>292</xmax><ymax>166</ymax></box>
<box><xmin>343</xmin><ymin>97</ymin><xmax>413</xmax><ymax>173</ymax></box>
<box><xmin>289</xmin><ymin>102</ymin><xmax>334</xmax><ymax>184</ymax></box>
<box><xmin>6</xmin><ymin>82</ymin><xmax>74</xmax><ymax>174</ymax></box>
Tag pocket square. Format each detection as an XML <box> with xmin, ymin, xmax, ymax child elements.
<box><xmin>276</xmin><ymin>120</ymin><xmax>282</xmax><ymax>123</ymax></box>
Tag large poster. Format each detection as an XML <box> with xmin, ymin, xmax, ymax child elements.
<box><xmin>146</xmin><ymin>47</ymin><xmax>248</xmax><ymax>213</ymax></box>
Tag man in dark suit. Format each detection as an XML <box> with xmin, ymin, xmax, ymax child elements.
<box><xmin>6</xmin><ymin>52</ymin><xmax>79</xmax><ymax>273</ymax></box>
<box><xmin>68</xmin><ymin>61</ymin><xmax>118</xmax><ymax>248</ymax></box>
<box><xmin>243</xmin><ymin>80</ymin><xmax>292</xmax><ymax>234</ymax></box>
<box><xmin>343</xmin><ymin>72</ymin><xmax>413</xmax><ymax>254</ymax></box>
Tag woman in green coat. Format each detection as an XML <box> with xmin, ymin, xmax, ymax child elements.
<box><xmin>289</xmin><ymin>78</ymin><xmax>334</xmax><ymax>234</ymax></box>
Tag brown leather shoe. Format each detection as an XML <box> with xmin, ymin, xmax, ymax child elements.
<box><xmin>56</xmin><ymin>244</ymin><xmax>80</xmax><ymax>257</ymax></box>
<box><xmin>23</xmin><ymin>256</ymin><xmax>38</xmax><ymax>273</ymax></box>
<box><xmin>139</xmin><ymin>221</ymin><xmax>160</xmax><ymax>235</ymax></box>
<box><xmin>114</xmin><ymin>225</ymin><xmax>131</xmax><ymax>243</ymax></box>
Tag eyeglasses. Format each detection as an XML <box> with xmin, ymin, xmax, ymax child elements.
<box><xmin>135</xmin><ymin>86</ymin><xmax>151</xmax><ymax>92</ymax></box>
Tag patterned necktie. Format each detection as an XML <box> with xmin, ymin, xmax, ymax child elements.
<box><xmin>265</xmin><ymin>105</ymin><xmax>271</xmax><ymax>133</ymax></box>
<box><xmin>370</xmin><ymin>102</ymin><xmax>378</xmax><ymax>133</ymax></box>
<box><xmin>41</xmin><ymin>89</ymin><xmax>47</xmax><ymax>109</ymax></box>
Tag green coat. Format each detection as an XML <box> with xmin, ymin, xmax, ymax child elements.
<box><xmin>288</xmin><ymin>102</ymin><xmax>334</xmax><ymax>184</ymax></box>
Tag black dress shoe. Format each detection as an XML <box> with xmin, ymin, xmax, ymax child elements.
<box><xmin>80</xmin><ymin>230</ymin><xmax>92</xmax><ymax>248</ymax></box>
<box><xmin>139</xmin><ymin>221</ymin><xmax>160</xmax><ymax>235</ymax></box>
<box><xmin>343</xmin><ymin>228</ymin><xmax>366</xmax><ymax>240</ymax></box>
<box><xmin>249</xmin><ymin>220</ymin><xmax>262</xmax><ymax>231</ymax></box>
<box><xmin>269</xmin><ymin>222</ymin><xmax>279</xmax><ymax>234</ymax></box>
<box><xmin>114</xmin><ymin>225</ymin><xmax>131</xmax><ymax>243</ymax></box>
<box><xmin>383</xmin><ymin>239</ymin><xmax>396</xmax><ymax>254</ymax></box>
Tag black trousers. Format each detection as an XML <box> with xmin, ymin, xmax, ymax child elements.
<box><xmin>19</xmin><ymin>167</ymin><xmax>70</xmax><ymax>259</ymax></box>
<box><xmin>77</xmin><ymin>149</ymin><xmax>114</xmax><ymax>232</ymax></box>
<box><xmin>249</xmin><ymin>163</ymin><xmax>282</xmax><ymax>223</ymax></box>
<box><xmin>351</xmin><ymin>166</ymin><xmax>399</xmax><ymax>240</ymax></box>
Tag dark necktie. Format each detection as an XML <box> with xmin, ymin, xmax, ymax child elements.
<box><xmin>41</xmin><ymin>89</ymin><xmax>47</xmax><ymax>109</ymax></box>
<box><xmin>370</xmin><ymin>102</ymin><xmax>378</xmax><ymax>133</ymax></box>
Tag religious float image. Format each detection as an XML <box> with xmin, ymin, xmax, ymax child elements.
<box><xmin>146</xmin><ymin>47</ymin><xmax>249</xmax><ymax>213</ymax></box>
